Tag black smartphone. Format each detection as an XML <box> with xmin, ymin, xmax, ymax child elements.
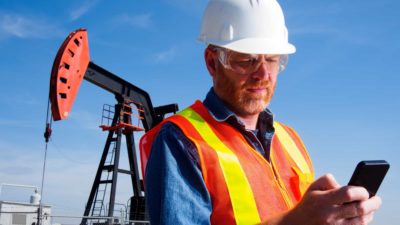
<box><xmin>348</xmin><ymin>160</ymin><xmax>390</xmax><ymax>197</ymax></box>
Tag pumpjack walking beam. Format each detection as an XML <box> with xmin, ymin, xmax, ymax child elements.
<box><xmin>84</xmin><ymin>62</ymin><xmax>161</xmax><ymax>131</ymax></box>
<box><xmin>48</xmin><ymin>29</ymin><xmax>178</xmax><ymax>225</ymax></box>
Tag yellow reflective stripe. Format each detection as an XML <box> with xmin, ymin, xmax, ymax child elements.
<box><xmin>179</xmin><ymin>108</ymin><xmax>261</xmax><ymax>225</ymax></box>
<box><xmin>273</xmin><ymin>122</ymin><xmax>311</xmax><ymax>174</ymax></box>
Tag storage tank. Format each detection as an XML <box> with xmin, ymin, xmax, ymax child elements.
<box><xmin>30</xmin><ymin>190</ymin><xmax>41</xmax><ymax>204</ymax></box>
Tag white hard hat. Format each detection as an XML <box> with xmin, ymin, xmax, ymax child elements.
<box><xmin>198</xmin><ymin>0</ymin><xmax>296</xmax><ymax>55</ymax></box>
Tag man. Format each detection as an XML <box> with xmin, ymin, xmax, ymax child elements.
<box><xmin>140</xmin><ymin>0</ymin><xmax>382</xmax><ymax>224</ymax></box>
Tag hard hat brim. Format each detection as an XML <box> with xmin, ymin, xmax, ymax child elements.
<box><xmin>204</xmin><ymin>37</ymin><xmax>296</xmax><ymax>55</ymax></box>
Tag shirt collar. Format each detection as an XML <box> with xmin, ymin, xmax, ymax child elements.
<box><xmin>203</xmin><ymin>88</ymin><xmax>235</xmax><ymax>122</ymax></box>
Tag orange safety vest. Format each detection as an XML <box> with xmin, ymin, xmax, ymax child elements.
<box><xmin>140</xmin><ymin>101</ymin><xmax>314</xmax><ymax>225</ymax></box>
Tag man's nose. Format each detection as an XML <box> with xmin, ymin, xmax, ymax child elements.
<box><xmin>251</xmin><ymin>60</ymin><xmax>272</xmax><ymax>80</ymax></box>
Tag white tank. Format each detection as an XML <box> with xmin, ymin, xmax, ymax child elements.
<box><xmin>30</xmin><ymin>191</ymin><xmax>41</xmax><ymax>204</ymax></box>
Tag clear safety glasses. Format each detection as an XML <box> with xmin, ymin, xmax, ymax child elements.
<box><xmin>215</xmin><ymin>47</ymin><xmax>288</xmax><ymax>75</ymax></box>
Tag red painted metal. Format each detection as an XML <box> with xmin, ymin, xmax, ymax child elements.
<box><xmin>49</xmin><ymin>28</ymin><xmax>90</xmax><ymax>121</ymax></box>
<box><xmin>99</xmin><ymin>123</ymin><xmax>145</xmax><ymax>132</ymax></box>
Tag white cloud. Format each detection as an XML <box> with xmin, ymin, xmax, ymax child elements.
<box><xmin>0</xmin><ymin>119</ymin><xmax>36</xmax><ymax>128</ymax></box>
<box><xmin>69</xmin><ymin>0</ymin><xmax>99</xmax><ymax>21</ymax></box>
<box><xmin>0</xmin><ymin>11</ymin><xmax>63</xmax><ymax>39</ymax></box>
<box><xmin>153</xmin><ymin>46</ymin><xmax>177</xmax><ymax>63</ymax></box>
<box><xmin>114</xmin><ymin>13</ymin><xmax>153</xmax><ymax>29</ymax></box>
<box><xmin>68</xmin><ymin>109</ymin><xmax>103</xmax><ymax>131</ymax></box>
<box><xmin>0</xmin><ymin>91</ymin><xmax>41</xmax><ymax>106</ymax></box>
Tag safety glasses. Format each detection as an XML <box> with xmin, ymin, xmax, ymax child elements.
<box><xmin>215</xmin><ymin>47</ymin><xmax>288</xmax><ymax>75</ymax></box>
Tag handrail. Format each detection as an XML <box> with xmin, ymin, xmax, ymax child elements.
<box><xmin>0</xmin><ymin>183</ymin><xmax>39</xmax><ymax>199</ymax></box>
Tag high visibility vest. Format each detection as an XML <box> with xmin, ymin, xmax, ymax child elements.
<box><xmin>140</xmin><ymin>101</ymin><xmax>314</xmax><ymax>225</ymax></box>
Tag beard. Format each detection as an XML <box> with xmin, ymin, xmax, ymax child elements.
<box><xmin>214</xmin><ymin>69</ymin><xmax>276</xmax><ymax>117</ymax></box>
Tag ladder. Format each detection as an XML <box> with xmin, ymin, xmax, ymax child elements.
<box><xmin>81</xmin><ymin>100</ymin><xmax>145</xmax><ymax>225</ymax></box>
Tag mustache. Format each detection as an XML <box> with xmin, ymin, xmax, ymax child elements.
<box><xmin>243</xmin><ymin>80</ymin><xmax>270</xmax><ymax>89</ymax></box>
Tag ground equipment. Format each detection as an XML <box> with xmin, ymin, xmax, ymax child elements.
<box><xmin>46</xmin><ymin>28</ymin><xmax>178</xmax><ymax>225</ymax></box>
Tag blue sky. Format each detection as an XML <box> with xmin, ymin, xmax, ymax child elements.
<box><xmin>0</xmin><ymin>0</ymin><xmax>399</xmax><ymax>224</ymax></box>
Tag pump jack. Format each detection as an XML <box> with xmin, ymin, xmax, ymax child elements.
<box><xmin>47</xmin><ymin>28</ymin><xmax>178</xmax><ymax>225</ymax></box>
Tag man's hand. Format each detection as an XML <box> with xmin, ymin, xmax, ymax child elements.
<box><xmin>262</xmin><ymin>174</ymin><xmax>382</xmax><ymax>225</ymax></box>
<box><xmin>288</xmin><ymin>173</ymin><xmax>382</xmax><ymax>225</ymax></box>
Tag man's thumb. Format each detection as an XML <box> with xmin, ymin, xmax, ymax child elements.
<box><xmin>308</xmin><ymin>173</ymin><xmax>340</xmax><ymax>191</ymax></box>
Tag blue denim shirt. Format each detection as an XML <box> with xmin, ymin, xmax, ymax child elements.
<box><xmin>145</xmin><ymin>88</ymin><xmax>275</xmax><ymax>225</ymax></box>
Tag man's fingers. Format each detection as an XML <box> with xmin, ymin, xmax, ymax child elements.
<box><xmin>328</xmin><ymin>186</ymin><xmax>369</xmax><ymax>205</ymax></box>
<box><xmin>342</xmin><ymin>212</ymin><xmax>374</xmax><ymax>225</ymax></box>
<box><xmin>336</xmin><ymin>195</ymin><xmax>382</xmax><ymax>219</ymax></box>
<box><xmin>308</xmin><ymin>173</ymin><xmax>340</xmax><ymax>191</ymax></box>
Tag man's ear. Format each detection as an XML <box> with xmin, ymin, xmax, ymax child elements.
<box><xmin>204</xmin><ymin>46</ymin><xmax>217</xmax><ymax>77</ymax></box>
